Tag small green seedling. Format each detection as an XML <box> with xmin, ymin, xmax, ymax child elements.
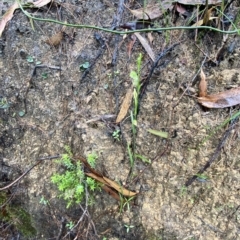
<box><xmin>180</xmin><ymin>186</ymin><xmax>188</xmax><ymax>197</ymax></box>
<box><xmin>27</xmin><ymin>55</ymin><xmax>34</xmax><ymax>63</ymax></box>
<box><xmin>39</xmin><ymin>196</ymin><xmax>49</xmax><ymax>205</ymax></box>
<box><xmin>0</xmin><ymin>97</ymin><xmax>10</xmax><ymax>109</ymax></box>
<box><xmin>18</xmin><ymin>110</ymin><xmax>25</xmax><ymax>117</ymax></box>
<box><xmin>42</xmin><ymin>72</ymin><xmax>48</xmax><ymax>79</ymax></box>
<box><xmin>66</xmin><ymin>221</ymin><xmax>74</xmax><ymax>230</ymax></box>
<box><xmin>124</xmin><ymin>224</ymin><xmax>134</xmax><ymax>233</ymax></box>
<box><xmin>79</xmin><ymin>61</ymin><xmax>90</xmax><ymax>70</ymax></box>
<box><xmin>112</xmin><ymin>129</ymin><xmax>121</xmax><ymax>141</ymax></box>
<box><xmin>196</xmin><ymin>173</ymin><xmax>208</xmax><ymax>182</ymax></box>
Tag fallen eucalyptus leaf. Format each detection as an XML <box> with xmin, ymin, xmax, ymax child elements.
<box><xmin>0</xmin><ymin>2</ymin><xmax>19</xmax><ymax>37</ymax></box>
<box><xmin>198</xmin><ymin>87</ymin><xmax>240</xmax><ymax>108</ymax></box>
<box><xmin>134</xmin><ymin>32</ymin><xmax>155</xmax><ymax>62</ymax></box>
<box><xmin>33</xmin><ymin>0</ymin><xmax>52</xmax><ymax>8</ymax></box>
<box><xmin>192</xmin><ymin>16</ymin><xmax>217</xmax><ymax>26</ymax></box>
<box><xmin>127</xmin><ymin>2</ymin><xmax>172</xmax><ymax>20</ymax></box>
<box><xmin>116</xmin><ymin>89</ymin><xmax>133</xmax><ymax>123</ymax></box>
<box><xmin>175</xmin><ymin>0</ymin><xmax>222</xmax><ymax>5</ymax></box>
<box><xmin>103</xmin><ymin>176</ymin><xmax>137</xmax><ymax>197</ymax></box>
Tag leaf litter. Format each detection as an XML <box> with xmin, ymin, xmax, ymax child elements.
<box><xmin>198</xmin><ymin>69</ymin><xmax>240</xmax><ymax>108</ymax></box>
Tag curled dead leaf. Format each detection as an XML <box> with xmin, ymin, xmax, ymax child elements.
<box><xmin>33</xmin><ymin>0</ymin><xmax>52</xmax><ymax>8</ymax></box>
<box><xmin>203</xmin><ymin>7</ymin><xmax>214</xmax><ymax>25</ymax></box>
<box><xmin>86</xmin><ymin>173</ymin><xmax>137</xmax><ymax>197</ymax></box>
<box><xmin>0</xmin><ymin>2</ymin><xmax>19</xmax><ymax>37</ymax></box>
<box><xmin>134</xmin><ymin>32</ymin><xmax>155</xmax><ymax>62</ymax></box>
<box><xmin>198</xmin><ymin>87</ymin><xmax>240</xmax><ymax>108</ymax></box>
<box><xmin>127</xmin><ymin>2</ymin><xmax>172</xmax><ymax>20</ymax></box>
<box><xmin>103</xmin><ymin>176</ymin><xmax>137</xmax><ymax>197</ymax></box>
<box><xmin>192</xmin><ymin>16</ymin><xmax>217</xmax><ymax>26</ymax></box>
<box><xmin>199</xmin><ymin>68</ymin><xmax>207</xmax><ymax>97</ymax></box>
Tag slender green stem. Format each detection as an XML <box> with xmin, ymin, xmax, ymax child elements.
<box><xmin>17</xmin><ymin>0</ymin><xmax>240</xmax><ymax>35</ymax></box>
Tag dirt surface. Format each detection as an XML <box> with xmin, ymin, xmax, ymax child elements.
<box><xmin>1</xmin><ymin>0</ymin><xmax>240</xmax><ymax>239</ymax></box>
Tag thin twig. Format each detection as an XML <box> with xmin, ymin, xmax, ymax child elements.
<box><xmin>0</xmin><ymin>160</ymin><xmax>42</xmax><ymax>191</ymax></box>
<box><xmin>140</xmin><ymin>41</ymin><xmax>182</xmax><ymax>99</ymax></box>
<box><xmin>185</xmin><ymin>118</ymin><xmax>239</xmax><ymax>187</ymax></box>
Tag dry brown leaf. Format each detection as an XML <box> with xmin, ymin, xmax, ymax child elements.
<box><xmin>33</xmin><ymin>0</ymin><xmax>52</xmax><ymax>8</ymax></box>
<box><xmin>134</xmin><ymin>32</ymin><xmax>155</xmax><ymax>62</ymax></box>
<box><xmin>85</xmin><ymin>172</ymin><xmax>109</xmax><ymax>186</ymax></box>
<box><xmin>127</xmin><ymin>2</ymin><xmax>172</xmax><ymax>20</ymax></box>
<box><xmin>116</xmin><ymin>89</ymin><xmax>133</xmax><ymax>123</ymax></box>
<box><xmin>86</xmin><ymin>173</ymin><xmax>121</xmax><ymax>201</ymax></box>
<box><xmin>176</xmin><ymin>0</ymin><xmax>222</xmax><ymax>5</ymax></box>
<box><xmin>101</xmin><ymin>185</ymin><xmax>121</xmax><ymax>201</ymax></box>
<box><xmin>45</xmin><ymin>31</ymin><xmax>63</xmax><ymax>46</ymax></box>
<box><xmin>175</xmin><ymin>3</ymin><xmax>187</xmax><ymax>14</ymax></box>
<box><xmin>103</xmin><ymin>176</ymin><xmax>137</xmax><ymax>197</ymax></box>
<box><xmin>192</xmin><ymin>16</ymin><xmax>217</xmax><ymax>26</ymax></box>
<box><xmin>86</xmin><ymin>173</ymin><xmax>137</xmax><ymax>197</ymax></box>
<box><xmin>203</xmin><ymin>7</ymin><xmax>214</xmax><ymax>25</ymax></box>
<box><xmin>199</xmin><ymin>68</ymin><xmax>207</xmax><ymax>97</ymax></box>
<box><xmin>198</xmin><ymin>87</ymin><xmax>240</xmax><ymax>108</ymax></box>
<box><xmin>0</xmin><ymin>2</ymin><xmax>19</xmax><ymax>37</ymax></box>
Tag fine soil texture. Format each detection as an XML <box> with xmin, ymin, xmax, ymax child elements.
<box><xmin>0</xmin><ymin>0</ymin><xmax>240</xmax><ymax>239</ymax></box>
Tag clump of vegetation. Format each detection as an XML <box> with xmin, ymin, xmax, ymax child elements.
<box><xmin>130</xmin><ymin>53</ymin><xmax>142</xmax><ymax>120</ymax></box>
<box><xmin>0</xmin><ymin>192</ymin><xmax>37</xmax><ymax>237</ymax></box>
<box><xmin>51</xmin><ymin>147</ymin><xmax>100</xmax><ymax>208</ymax></box>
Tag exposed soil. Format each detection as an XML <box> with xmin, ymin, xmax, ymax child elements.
<box><xmin>0</xmin><ymin>0</ymin><xmax>240</xmax><ymax>239</ymax></box>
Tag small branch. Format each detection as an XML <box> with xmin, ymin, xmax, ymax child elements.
<box><xmin>0</xmin><ymin>160</ymin><xmax>42</xmax><ymax>191</ymax></box>
<box><xmin>140</xmin><ymin>41</ymin><xmax>182</xmax><ymax>99</ymax></box>
<box><xmin>185</xmin><ymin>119</ymin><xmax>238</xmax><ymax>187</ymax></box>
<box><xmin>37</xmin><ymin>155</ymin><xmax>61</xmax><ymax>161</ymax></box>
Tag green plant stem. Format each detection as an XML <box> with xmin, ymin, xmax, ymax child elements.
<box><xmin>17</xmin><ymin>0</ymin><xmax>240</xmax><ymax>35</ymax></box>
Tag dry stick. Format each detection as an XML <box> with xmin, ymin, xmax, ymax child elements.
<box><xmin>37</xmin><ymin>155</ymin><xmax>61</xmax><ymax>161</ymax></box>
<box><xmin>173</xmin><ymin>56</ymin><xmax>207</xmax><ymax>108</ymax></box>
<box><xmin>56</xmin><ymin>217</ymin><xmax>66</xmax><ymax>240</ymax></box>
<box><xmin>0</xmin><ymin>160</ymin><xmax>42</xmax><ymax>191</ymax></box>
<box><xmin>111</xmin><ymin>0</ymin><xmax>125</xmax><ymax>112</ymax></box>
<box><xmin>81</xmin><ymin>33</ymin><xmax>107</xmax><ymax>81</ymax></box>
<box><xmin>185</xmin><ymin>118</ymin><xmax>239</xmax><ymax>187</ymax></box>
<box><xmin>140</xmin><ymin>41</ymin><xmax>182</xmax><ymax>100</ymax></box>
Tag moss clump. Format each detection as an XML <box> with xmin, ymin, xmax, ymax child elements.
<box><xmin>0</xmin><ymin>192</ymin><xmax>37</xmax><ymax>237</ymax></box>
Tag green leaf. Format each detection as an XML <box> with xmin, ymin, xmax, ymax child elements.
<box><xmin>135</xmin><ymin>154</ymin><xmax>151</xmax><ymax>164</ymax></box>
<box><xmin>18</xmin><ymin>110</ymin><xmax>25</xmax><ymax>117</ymax></box>
<box><xmin>147</xmin><ymin>129</ymin><xmax>168</xmax><ymax>138</ymax></box>
<box><xmin>27</xmin><ymin>56</ymin><xmax>34</xmax><ymax>63</ymax></box>
<box><xmin>79</xmin><ymin>61</ymin><xmax>90</xmax><ymax>70</ymax></box>
<box><xmin>42</xmin><ymin>73</ymin><xmax>48</xmax><ymax>79</ymax></box>
<box><xmin>130</xmin><ymin>71</ymin><xmax>139</xmax><ymax>87</ymax></box>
